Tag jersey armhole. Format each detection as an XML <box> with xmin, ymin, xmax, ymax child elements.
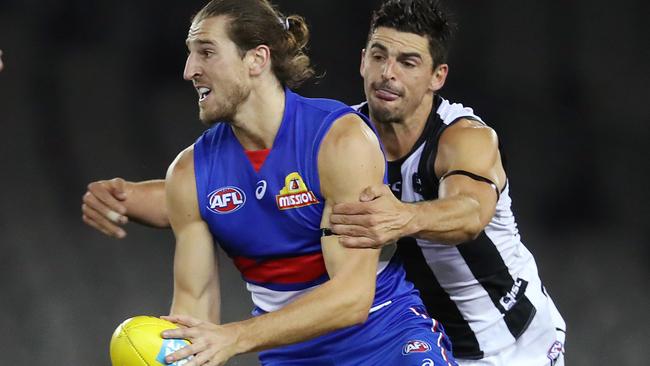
<box><xmin>193</xmin><ymin>134</ymin><xmax>210</xmax><ymax>222</ymax></box>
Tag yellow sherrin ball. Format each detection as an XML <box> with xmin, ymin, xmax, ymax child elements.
<box><xmin>110</xmin><ymin>316</ymin><xmax>191</xmax><ymax>366</ymax></box>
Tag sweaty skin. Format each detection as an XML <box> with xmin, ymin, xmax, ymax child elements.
<box><xmin>155</xmin><ymin>15</ymin><xmax>390</xmax><ymax>366</ymax></box>
<box><xmin>80</xmin><ymin>29</ymin><xmax>506</xmax><ymax>250</ymax></box>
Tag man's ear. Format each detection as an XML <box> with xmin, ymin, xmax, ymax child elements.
<box><xmin>247</xmin><ymin>44</ymin><xmax>271</xmax><ymax>76</ymax></box>
<box><xmin>429</xmin><ymin>63</ymin><xmax>448</xmax><ymax>92</ymax></box>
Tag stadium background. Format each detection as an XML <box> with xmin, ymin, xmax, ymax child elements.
<box><xmin>0</xmin><ymin>0</ymin><xmax>648</xmax><ymax>364</ymax></box>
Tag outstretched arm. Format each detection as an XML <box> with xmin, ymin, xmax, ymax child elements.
<box><xmin>331</xmin><ymin>118</ymin><xmax>506</xmax><ymax>247</ymax></box>
<box><xmin>161</xmin><ymin>113</ymin><xmax>386</xmax><ymax>366</ymax></box>
<box><xmin>81</xmin><ymin>178</ymin><xmax>169</xmax><ymax>238</ymax></box>
<box><xmin>166</xmin><ymin>147</ymin><xmax>220</xmax><ymax>324</ymax></box>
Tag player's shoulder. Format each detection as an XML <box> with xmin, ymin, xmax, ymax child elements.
<box><xmin>327</xmin><ymin>113</ymin><xmax>373</xmax><ymax>142</ymax></box>
<box><xmin>442</xmin><ymin>118</ymin><xmax>498</xmax><ymax>149</ymax></box>
<box><xmin>167</xmin><ymin>145</ymin><xmax>195</xmax><ymax>179</ymax></box>
<box><xmin>319</xmin><ymin>114</ymin><xmax>381</xmax><ymax>173</ymax></box>
<box><xmin>438</xmin><ymin>118</ymin><xmax>499</xmax><ymax>162</ymax></box>
<box><xmin>291</xmin><ymin>90</ymin><xmax>352</xmax><ymax>114</ymax></box>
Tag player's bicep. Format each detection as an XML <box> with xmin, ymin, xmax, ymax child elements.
<box><xmin>318</xmin><ymin>114</ymin><xmax>385</xmax><ymax>277</ymax></box>
<box><xmin>436</xmin><ymin>123</ymin><xmax>505</xmax><ymax>222</ymax></box>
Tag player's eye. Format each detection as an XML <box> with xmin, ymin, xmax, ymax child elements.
<box><xmin>401</xmin><ymin>61</ymin><xmax>416</xmax><ymax>68</ymax></box>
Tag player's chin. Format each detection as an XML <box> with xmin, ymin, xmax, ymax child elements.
<box><xmin>199</xmin><ymin>111</ymin><xmax>219</xmax><ymax>127</ymax></box>
<box><xmin>369</xmin><ymin>104</ymin><xmax>400</xmax><ymax>124</ymax></box>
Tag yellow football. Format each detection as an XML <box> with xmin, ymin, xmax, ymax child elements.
<box><xmin>110</xmin><ymin>315</ymin><xmax>192</xmax><ymax>366</ymax></box>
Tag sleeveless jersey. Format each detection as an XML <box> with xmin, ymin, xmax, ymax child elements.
<box><xmin>193</xmin><ymin>89</ymin><xmax>414</xmax><ymax>316</ymax></box>
<box><xmin>355</xmin><ymin>96</ymin><xmax>566</xmax><ymax>360</ymax></box>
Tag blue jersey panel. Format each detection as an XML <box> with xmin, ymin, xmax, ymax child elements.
<box><xmin>259</xmin><ymin>298</ymin><xmax>457</xmax><ymax>366</ymax></box>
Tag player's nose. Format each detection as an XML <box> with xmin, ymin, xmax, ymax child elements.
<box><xmin>183</xmin><ymin>54</ymin><xmax>201</xmax><ymax>81</ymax></box>
<box><xmin>381</xmin><ymin>59</ymin><xmax>397</xmax><ymax>80</ymax></box>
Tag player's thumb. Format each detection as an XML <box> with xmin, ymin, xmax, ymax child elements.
<box><xmin>359</xmin><ymin>184</ymin><xmax>385</xmax><ymax>202</ymax></box>
<box><xmin>110</xmin><ymin>178</ymin><xmax>128</xmax><ymax>200</ymax></box>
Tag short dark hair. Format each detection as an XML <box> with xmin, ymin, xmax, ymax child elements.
<box><xmin>369</xmin><ymin>0</ymin><xmax>454</xmax><ymax>67</ymax></box>
<box><xmin>193</xmin><ymin>0</ymin><xmax>315</xmax><ymax>89</ymax></box>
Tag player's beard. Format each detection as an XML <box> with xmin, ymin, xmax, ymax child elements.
<box><xmin>367</xmin><ymin>80</ymin><xmax>405</xmax><ymax>125</ymax></box>
<box><xmin>369</xmin><ymin>101</ymin><xmax>403</xmax><ymax>125</ymax></box>
<box><xmin>200</xmin><ymin>82</ymin><xmax>251</xmax><ymax>126</ymax></box>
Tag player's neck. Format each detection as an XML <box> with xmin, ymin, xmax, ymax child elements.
<box><xmin>372</xmin><ymin>94</ymin><xmax>433</xmax><ymax>161</ymax></box>
<box><xmin>231</xmin><ymin>80</ymin><xmax>286</xmax><ymax>150</ymax></box>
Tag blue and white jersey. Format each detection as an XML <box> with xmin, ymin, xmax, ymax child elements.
<box><xmin>193</xmin><ymin>88</ymin><xmax>414</xmax><ymax>314</ymax></box>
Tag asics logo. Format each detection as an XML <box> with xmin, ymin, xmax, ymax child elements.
<box><xmin>256</xmin><ymin>180</ymin><xmax>267</xmax><ymax>200</ymax></box>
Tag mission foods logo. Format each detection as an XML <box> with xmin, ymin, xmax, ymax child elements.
<box><xmin>276</xmin><ymin>172</ymin><xmax>319</xmax><ymax>210</ymax></box>
<box><xmin>207</xmin><ymin>186</ymin><xmax>246</xmax><ymax>214</ymax></box>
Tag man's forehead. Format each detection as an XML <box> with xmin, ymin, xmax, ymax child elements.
<box><xmin>186</xmin><ymin>16</ymin><xmax>228</xmax><ymax>43</ymax></box>
<box><xmin>368</xmin><ymin>27</ymin><xmax>429</xmax><ymax>55</ymax></box>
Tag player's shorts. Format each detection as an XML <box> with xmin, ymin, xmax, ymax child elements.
<box><xmin>259</xmin><ymin>297</ymin><xmax>457</xmax><ymax>366</ymax></box>
<box><xmin>456</xmin><ymin>294</ymin><xmax>566</xmax><ymax>366</ymax></box>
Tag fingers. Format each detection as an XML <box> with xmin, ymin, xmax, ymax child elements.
<box><xmin>177</xmin><ymin>351</ymin><xmax>214</xmax><ymax>366</ymax></box>
<box><xmin>164</xmin><ymin>342</ymin><xmax>205</xmax><ymax>365</ymax></box>
<box><xmin>83</xmin><ymin>191</ymin><xmax>127</xmax><ymax>224</ymax></box>
<box><xmin>330</xmin><ymin>210</ymin><xmax>372</xmax><ymax>226</ymax></box>
<box><xmin>81</xmin><ymin>203</ymin><xmax>126</xmax><ymax>238</ymax></box>
<box><xmin>160</xmin><ymin>320</ymin><xmax>207</xmax><ymax>365</ymax></box>
<box><xmin>359</xmin><ymin>183</ymin><xmax>390</xmax><ymax>202</ymax></box>
<box><xmin>331</xmin><ymin>186</ymin><xmax>390</xmax><ymax>215</ymax></box>
<box><xmin>169</xmin><ymin>346</ymin><xmax>226</xmax><ymax>366</ymax></box>
<box><xmin>162</xmin><ymin>314</ymin><xmax>203</xmax><ymax>328</ymax></box>
<box><xmin>333</xmin><ymin>224</ymin><xmax>391</xmax><ymax>248</ymax></box>
<box><xmin>107</xmin><ymin>177</ymin><xmax>128</xmax><ymax>200</ymax></box>
<box><xmin>86</xmin><ymin>180</ymin><xmax>128</xmax><ymax>217</ymax></box>
<box><xmin>330</xmin><ymin>223</ymin><xmax>369</xmax><ymax>237</ymax></box>
<box><xmin>82</xmin><ymin>212</ymin><xmax>114</xmax><ymax>237</ymax></box>
<box><xmin>339</xmin><ymin>235</ymin><xmax>382</xmax><ymax>249</ymax></box>
<box><xmin>331</xmin><ymin>201</ymin><xmax>373</xmax><ymax>216</ymax></box>
<box><xmin>82</xmin><ymin>179</ymin><xmax>130</xmax><ymax>238</ymax></box>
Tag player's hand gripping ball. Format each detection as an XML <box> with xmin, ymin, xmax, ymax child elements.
<box><xmin>110</xmin><ymin>316</ymin><xmax>192</xmax><ymax>365</ymax></box>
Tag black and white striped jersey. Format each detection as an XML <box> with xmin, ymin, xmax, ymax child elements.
<box><xmin>355</xmin><ymin>96</ymin><xmax>565</xmax><ymax>360</ymax></box>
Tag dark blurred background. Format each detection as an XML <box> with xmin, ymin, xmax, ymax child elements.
<box><xmin>1</xmin><ymin>0</ymin><xmax>648</xmax><ymax>365</ymax></box>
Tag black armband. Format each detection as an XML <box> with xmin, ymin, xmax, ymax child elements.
<box><xmin>440</xmin><ymin>170</ymin><xmax>501</xmax><ymax>201</ymax></box>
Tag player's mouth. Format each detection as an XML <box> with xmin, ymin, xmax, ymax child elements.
<box><xmin>197</xmin><ymin>86</ymin><xmax>212</xmax><ymax>103</ymax></box>
<box><xmin>374</xmin><ymin>87</ymin><xmax>401</xmax><ymax>102</ymax></box>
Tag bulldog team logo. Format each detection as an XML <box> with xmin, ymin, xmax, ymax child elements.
<box><xmin>276</xmin><ymin>172</ymin><xmax>319</xmax><ymax>210</ymax></box>
<box><xmin>207</xmin><ymin>186</ymin><xmax>246</xmax><ymax>214</ymax></box>
<box><xmin>402</xmin><ymin>340</ymin><xmax>431</xmax><ymax>355</ymax></box>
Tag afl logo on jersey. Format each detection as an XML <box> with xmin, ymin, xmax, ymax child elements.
<box><xmin>207</xmin><ymin>186</ymin><xmax>246</xmax><ymax>214</ymax></box>
<box><xmin>402</xmin><ymin>340</ymin><xmax>431</xmax><ymax>355</ymax></box>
